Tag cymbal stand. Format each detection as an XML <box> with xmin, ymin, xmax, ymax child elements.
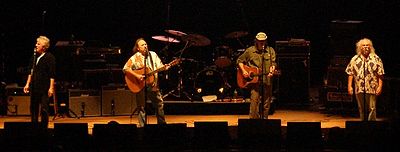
<box><xmin>163</xmin><ymin>41</ymin><xmax>193</xmax><ymax>100</ymax></box>
<box><xmin>236</xmin><ymin>37</ymin><xmax>246</xmax><ymax>48</ymax></box>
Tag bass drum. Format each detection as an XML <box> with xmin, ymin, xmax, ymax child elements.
<box><xmin>194</xmin><ymin>68</ymin><xmax>225</xmax><ymax>96</ymax></box>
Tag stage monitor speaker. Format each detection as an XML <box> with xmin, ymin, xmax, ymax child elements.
<box><xmin>286</xmin><ymin>122</ymin><xmax>322</xmax><ymax>149</ymax></box>
<box><xmin>68</xmin><ymin>89</ymin><xmax>101</xmax><ymax>117</ymax></box>
<box><xmin>238</xmin><ymin>119</ymin><xmax>281</xmax><ymax>149</ymax></box>
<box><xmin>54</xmin><ymin>123</ymin><xmax>89</xmax><ymax>150</ymax></box>
<box><xmin>3</xmin><ymin>122</ymin><xmax>49</xmax><ymax>150</ymax></box>
<box><xmin>3</xmin><ymin>122</ymin><xmax>43</xmax><ymax>137</ymax></box>
<box><xmin>101</xmin><ymin>85</ymin><xmax>136</xmax><ymax>116</ymax></box>
<box><xmin>92</xmin><ymin>124</ymin><xmax>138</xmax><ymax>150</ymax></box>
<box><xmin>345</xmin><ymin>121</ymin><xmax>392</xmax><ymax>150</ymax></box>
<box><xmin>276</xmin><ymin>55</ymin><xmax>310</xmax><ymax>104</ymax></box>
<box><xmin>326</xmin><ymin>127</ymin><xmax>346</xmax><ymax>149</ymax></box>
<box><xmin>194</xmin><ymin>121</ymin><xmax>230</xmax><ymax>148</ymax></box>
<box><xmin>144</xmin><ymin>123</ymin><xmax>188</xmax><ymax>149</ymax></box>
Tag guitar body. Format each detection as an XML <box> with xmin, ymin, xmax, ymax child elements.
<box><xmin>237</xmin><ymin>65</ymin><xmax>259</xmax><ymax>88</ymax></box>
<box><xmin>125</xmin><ymin>67</ymin><xmax>155</xmax><ymax>93</ymax></box>
<box><xmin>125</xmin><ymin>59</ymin><xmax>180</xmax><ymax>93</ymax></box>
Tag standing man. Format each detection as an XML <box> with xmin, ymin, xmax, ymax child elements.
<box><xmin>123</xmin><ymin>38</ymin><xmax>169</xmax><ymax>127</ymax></box>
<box><xmin>237</xmin><ymin>32</ymin><xmax>277</xmax><ymax>119</ymax></box>
<box><xmin>346</xmin><ymin>38</ymin><xmax>385</xmax><ymax>121</ymax></box>
<box><xmin>23</xmin><ymin>36</ymin><xmax>56</xmax><ymax>128</ymax></box>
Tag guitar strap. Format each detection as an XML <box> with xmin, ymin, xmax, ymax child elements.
<box><xmin>147</xmin><ymin>52</ymin><xmax>156</xmax><ymax>88</ymax></box>
<box><xmin>147</xmin><ymin>52</ymin><xmax>154</xmax><ymax>70</ymax></box>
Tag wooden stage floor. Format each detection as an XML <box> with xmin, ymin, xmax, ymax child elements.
<box><xmin>1</xmin><ymin>108</ymin><xmax>386</xmax><ymax>133</ymax></box>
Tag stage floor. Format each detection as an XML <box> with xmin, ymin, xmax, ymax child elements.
<box><xmin>1</xmin><ymin>109</ymin><xmax>386</xmax><ymax>133</ymax></box>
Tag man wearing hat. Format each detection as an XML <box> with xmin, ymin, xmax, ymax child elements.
<box><xmin>237</xmin><ymin>32</ymin><xmax>277</xmax><ymax>119</ymax></box>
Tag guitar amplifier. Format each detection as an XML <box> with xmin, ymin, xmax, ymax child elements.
<box><xmin>101</xmin><ymin>85</ymin><xmax>136</xmax><ymax>116</ymax></box>
<box><xmin>276</xmin><ymin>55</ymin><xmax>310</xmax><ymax>104</ymax></box>
<box><xmin>6</xmin><ymin>87</ymin><xmax>30</xmax><ymax>116</ymax></box>
<box><xmin>68</xmin><ymin>89</ymin><xmax>101</xmax><ymax>117</ymax></box>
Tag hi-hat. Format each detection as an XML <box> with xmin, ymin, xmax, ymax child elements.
<box><xmin>225</xmin><ymin>31</ymin><xmax>249</xmax><ymax>39</ymax></box>
<box><xmin>152</xmin><ymin>35</ymin><xmax>180</xmax><ymax>43</ymax></box>
<box><xmin>165</xmin><ymin>29</ymin><xmax>187</xmax><ymax>36</ymax></box>
<box><xmin>182</xmin><ymin>34</ymin><xmax>211</xmax><ymax>46</ymax></box>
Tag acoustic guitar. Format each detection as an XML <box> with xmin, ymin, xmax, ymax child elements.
<box><xmin>125</xmin><ymin>59</ymin><xmax>180</xmax><ymax>93</ymax></box>
<box><xmin>237</xmin><ymin>65</ymin><xmax>280</xmax><ymax>88</ymax></box>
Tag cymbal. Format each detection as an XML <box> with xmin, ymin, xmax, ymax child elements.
<box><xmin>165</xmin><ymin>29</ymin><xmax>187</xmax><ymax>36</ymax></box>
<box><xmin>224</xmin><ymin>31</ymin><xmax>249</xmax><ymax>39</ymax></box>
<box><xmin>182</xmin><ymin>34</ymin><xmax>211</xmax><ymax>46</ymax></box>
<box><xmin>151</xmin><ymin>35</ymin><xmax>180</xmax><ymax>43</ymax></box>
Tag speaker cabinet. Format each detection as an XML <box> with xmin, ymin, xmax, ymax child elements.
<box><xmin>53</xmin><ymin>123</ymin><xmax>89</xmax><ymax>150</ymax></box>
<box><xmin>326</xmin><ymin>66</ymin><xmax>348</xmax><ymax>89</ymax></box>
<box><xmin>287</xmin><ymin>122</ymin><xmax>322</xmax><ymax>149</ymax></box>
<box><xmin>101</xmin><ymin>85</ymin><xmax>136</xmax><ymax>116</ymax></box>
<box><xmin>92</xmin><ymin>124</ymin><xmax>138</xmax><ymax>150</ymax></box>
<box><xmin>276</xmin><ymin>55</ymin><xmax>310</xmax><ymax>104</ymax></box>
<box><xmin>68</xmin><ymin>89</ymin><xmax>101</xmax><ymax>117</ymax></box>
<box><xmin>6</xmin><ymin>87</ymin><xmax>30</xmax><ymax>116</ymax></box>
<box><xmin>3</xmin><ymin>122</ymin><xmax>49</xmax><ymax>150</ymax></box>
<box><xmin>7</xmin><ymin>95</ymin><xmax>30</xmax><ymax>115</ymax></box>
<box><xmin>345</xmin><ymin>121</ymin><xmax>392</xmax><ymax>150</ymax></box>
<box><xmin>144</xmin><ymin>123</ymin><xmax>188</xmax><ymax>149</ymax></box>
<box><xmin>329</xmin><ymin>20</ymin><xmax>364</xmax><ymax>56</ymax></box>
<box><xmin>194</xmin><ymin>121</ymin><xmax>230</xmax><ymax>148</ymax></box>
<box><xmin>238</xmin><ymin>119</ymin><xmax>281</xmax><ymax>149</ymax></box>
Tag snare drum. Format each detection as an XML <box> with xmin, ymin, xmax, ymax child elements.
<box><xmin>194</xmin><ymin>68</ymin><xmax>224</xmax><ymax>96</ymax></box>
<box><xmin>214</xmin><ymin>45</ymin><xmax>232</xmax><ymax>68</ymax></box>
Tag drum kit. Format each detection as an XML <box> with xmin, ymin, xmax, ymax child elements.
<box><xmin>151</xmin><ymin>29</ymin><xmax>249</xmax><ymax>101</ymax></box>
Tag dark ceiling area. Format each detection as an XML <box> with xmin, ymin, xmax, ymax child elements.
<box><xmin>1</xmin><ymin>0</ymin><xmax>400</xmax><ymax>85</ymax></box>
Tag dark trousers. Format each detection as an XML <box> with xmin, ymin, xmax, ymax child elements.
<box><xmin>30</xmin><ymin>92</ymin><xmax>49</xmax><ymax>128</ymax></box>
<box><xmin>135</xmin><ymin>87</ymin><xmax>166</xmax><ymax>127</ymax></box>
<box><xmin>249</xmin><ymin>84</ymin><xmax>273</xmax><ymax>119</ymax></box>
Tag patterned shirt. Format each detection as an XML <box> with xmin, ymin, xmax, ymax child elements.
<box><xmin>345</xmin><ymin>53</ymin><xmax>384</xmax><ymax>94</ymax></box>
<box><xmin>123</xmin><ymin>51</ymin><xmax>164</xmax><ymax>86</ymax></box>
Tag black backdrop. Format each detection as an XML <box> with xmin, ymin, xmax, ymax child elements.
<box><xmin>1</xmin><ymin>0</ymin><xmax>400</xmax><ymax>87</ymax></box>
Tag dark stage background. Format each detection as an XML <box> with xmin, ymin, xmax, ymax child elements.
<box><xmin>1</xmin><ymin>0</ymin><xmax>399</xmax><ymax>93</ymax></box>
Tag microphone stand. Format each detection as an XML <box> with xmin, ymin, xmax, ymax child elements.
<box><xmin>31</xmin><ymin>49</ymin><xmax>37</xmax><ymax>89</ymax></box>
<box><xmin>129</xmin><ymin>51</ymin><xmax>150</xmax><ymax>126</ymax></box>
<box><xmin>260</xmin><ymin>46</ymin><xmax>265</xmax><ymax>119</ymax></box>
<box><xmin>143</xmin><ymin>51</ymin><xmax>150</xmax><ymax>126</ymax></box>
<box><xmin>362</xmin><ymin>55</ymin><xmax>367</xmax><ymax>121</ymax></box>
<box><xmin>32</xmin><ymin>50</ymin><xmax>37</xmax><ymax>69</ymax></box>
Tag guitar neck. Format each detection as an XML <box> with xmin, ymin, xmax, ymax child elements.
<box><xmin>143</xmin><ymin>59</ymin><xmax>179</xmax><ymax>77</ymax></box>
<box><xmin>146</xmin><ymin>66</ymin><xmax>166</xmax><ymax>76</ymax></box>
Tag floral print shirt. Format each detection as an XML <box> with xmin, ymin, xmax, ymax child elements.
<box><xmin>345</xmin><ymin>53</ymin><xmax>384</xmax><ymax>94</ymax></box>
